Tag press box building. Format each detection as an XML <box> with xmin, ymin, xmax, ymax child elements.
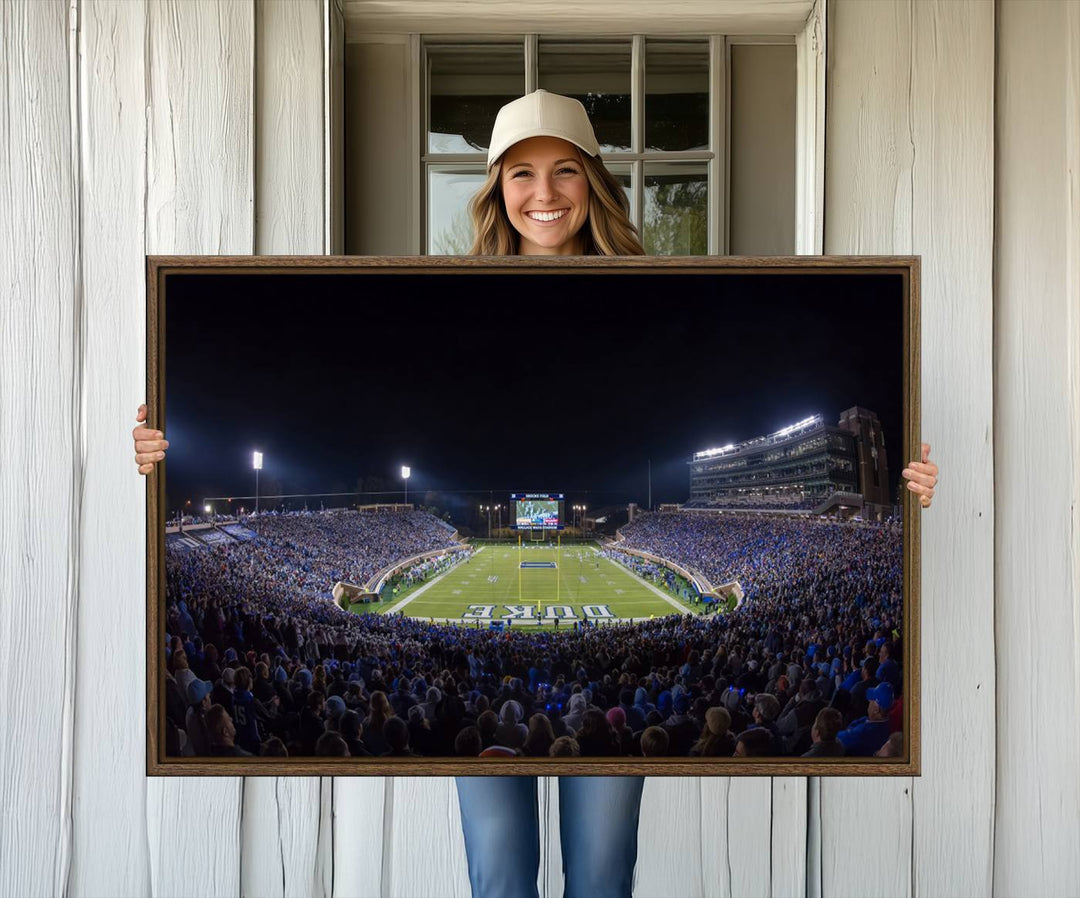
<box><xmin>687</xmin><ymin>407</ymin><xmax>892</xmax><ymax>517</ymax></box>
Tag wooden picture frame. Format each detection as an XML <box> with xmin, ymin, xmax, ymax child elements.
<box><xmin>146</xmin><ymin>255</ymin><xmax>920</xmax><ymax>776</ymax></box>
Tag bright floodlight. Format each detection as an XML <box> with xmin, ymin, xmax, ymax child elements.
<box><xmin>253</xmin><ymin>451</ymin><xmax>263</xmax><ymax>470</ymax></box>
<box><xmin>772</xmin><ymin>415</ymin><xmax>821</xmax><ymax>439</ymax></box>
<box><xmin>401</xmin><ymin>465</ymin><xmax>411</xmax><ymax>480</ymax></box>
<box><xmin>204</xmin><ymin>504</ymin><xmax>211</xmax><ymax>514</ymax></box>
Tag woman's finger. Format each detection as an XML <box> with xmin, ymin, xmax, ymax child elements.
<box><xmin>138</xmin><ymin>463</ymin><xmax>153</xmax><ymax>475</ymax></box>
<box><xmin>135</xmin><ymin>451</ymin><xmax>165</xmax><ymax>464</ymax></box>
<box><xmin>135</xmin><ymin>439</ymin><xmax>169</xmax><ymax>453</ymax></box>
<box><xmin>905</xmin><ymin>461</ymin><xmax>938</xmax><ymax>475</ymax></box>
<box><xmin>902</xmin><ymin>470</ymin><xmax>936</xmax><ymax>488</ymax></box>
<box><xmin>902</xmin><ymin>463</ymin><xmax>937</xmax><ymax>478</ymax></box>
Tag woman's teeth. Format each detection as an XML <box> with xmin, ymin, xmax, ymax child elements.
<box><xmin>527</xmin><ymin>210</ymin><xmax>567</xmax><ymax>222</ymax></box>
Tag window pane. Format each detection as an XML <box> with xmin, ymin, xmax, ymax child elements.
<box><xmin>643</xmin><ymin>163</ymin><xmax>707</xmax><ymax>255</ymax></box>
<box><xmin>604</xmin><ymin>162</ymin><xmax>634</xmax><ymax>222</ymax></box>
<box><xmin>428</xmin><ymin>44</ymin><xmax>524</xmax><ymax>154</ymax></box>
<box><xmin>645</xmin><ymin>40</ymin><xmax>709</xmax><ymax>152</ymax></box>
<box><xmin>428</xmin><ymin>167</ymin><xmax>487</xmax><ymax>254</ymax></box>
<box><xmin>538</xmin><ymin>40</ymin><xmax>632</xmax><ymax>153</ymax></box>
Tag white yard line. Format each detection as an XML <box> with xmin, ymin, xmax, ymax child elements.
<box><xmin>381</xmin><ymin>546</ymin><xmax>484</xmax><ymax>614</ymax></box>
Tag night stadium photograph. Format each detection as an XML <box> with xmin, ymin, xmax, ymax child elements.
<box><xmin>145</xmin><ymin>256</ymin><xmax>921</xmax><ymax>776</ymax></box>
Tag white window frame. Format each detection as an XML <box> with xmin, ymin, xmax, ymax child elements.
<box><xmin>389</xmin><ymin>0</ymin><xmax>825</xmax><ymax>255</ymax></box>
<box><xmin>421</xmin><ymin>34</ymin><xmax>723</xmax><ymax>255</ymax></box>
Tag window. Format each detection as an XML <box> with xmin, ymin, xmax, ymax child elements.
<box><xmin>422</xmin><ymin>35</ymin><xmax>794</xmax><ymax>256</ymax></box>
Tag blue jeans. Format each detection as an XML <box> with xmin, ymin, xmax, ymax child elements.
<box><xmin>455</xmin><ymin>776</ymin><xmax>646</xmax><ymax>898</ymax></box>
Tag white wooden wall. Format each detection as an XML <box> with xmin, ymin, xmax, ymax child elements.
<box><xmin>1</xmin><ymin>1</ymin><xmax>1077</xmax><ymax>896</ymax></box>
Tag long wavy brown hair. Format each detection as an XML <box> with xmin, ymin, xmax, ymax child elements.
<box><xmin>366</xmin><ymin>690</ymin><xmax>394</xmax><ymax>730</ymax></box>
<box><xmin>468</xmin><ymin>148</ymin><xmax>645</xmax><ymax>256</ymax></box>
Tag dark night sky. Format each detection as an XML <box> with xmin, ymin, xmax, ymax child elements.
<box><xmin>163</xmin><ymin>271</ymin><xmax>905</xmax><ymax>518</ymax></box>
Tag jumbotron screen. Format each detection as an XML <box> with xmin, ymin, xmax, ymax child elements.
<box><xmin>511</xmin><ymin>493</ymin><xmax>564</xmax><ymax>530</ymax></box>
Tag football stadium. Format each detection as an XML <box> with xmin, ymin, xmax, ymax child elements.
<box><xmin>162</xmin><ymin>272</ymin><xmax>907</xmax><ymax>762</ymax></box>
<box><xmin>164</xmin><ymin>439</ymin><xmax>904</xmax><ymax>761</ymax></box>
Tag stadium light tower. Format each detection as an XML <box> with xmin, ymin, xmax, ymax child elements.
<box><xmin>401</xmin><ymin>465</ymin><xmax>411</xmax><ymax>507</ymax></box>
<box><xmin>253</xmin><ymin>451</ymin><xmax>263</xmax><ymax>517</ymax></box>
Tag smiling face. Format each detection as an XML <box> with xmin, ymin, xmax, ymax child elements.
<box><xmin>499</xmin><ymin>136</ymin><xmax>590</xmax><ymax>255</ymax></box>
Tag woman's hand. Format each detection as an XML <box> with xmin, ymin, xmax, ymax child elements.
<box><xmin>901</xmin><ymin>442</ymin><xmax>938</xmax><ymax>508</ymax></box>
<box><xmin>133</xmin><ymin>403</ymin><xmax>169</xmax><ymax>475</ymax></box>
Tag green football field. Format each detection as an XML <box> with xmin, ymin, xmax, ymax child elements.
<box><xmin>378</xmin><ymin>543</ymin><xmax>696</xmax><ymax>626</ymax></box>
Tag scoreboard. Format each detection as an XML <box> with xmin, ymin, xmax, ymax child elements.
<box><xmin>511</xmin><ymin>493</ymin><xmax>564</xmax><ymax>530</ymax></box>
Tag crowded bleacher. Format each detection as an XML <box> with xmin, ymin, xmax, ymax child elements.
<box><xmin>164</xmin><ymin>508</ymin><xmax>905</xmax><ymax>761</ymax></box>
<box><xmin>682</xmin><ymin>494</ymin><xmax>822</xmax><ymax>511</ymax></box>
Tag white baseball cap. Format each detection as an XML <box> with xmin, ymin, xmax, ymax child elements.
<box><xmin>486</xmin><ymin>90</ymin><xmax>601</xmax><ymax>169</ymax></box>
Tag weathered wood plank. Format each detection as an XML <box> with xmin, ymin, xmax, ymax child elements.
<box><xmin>254</xmin><ymin>0</ymin><xmax>325</xmax><ymax>255</ymax></box>
<box><xmin>0</xmin><ymin>1</ymin><xmax>78</xmax><ymax>894</ymax></box>
<box><xmin>144</xmin><ymin>2</ymin><xmax>254</xmax><ymax>894</ymax></box>
<box><xmin>821</xmin><ymin>778</ymin><xmax>913</xmax><ymax>898</ymax></box>
<box><xmin>695</xmin><ymin>778</ymin><xmax>780</xmax><ymax>898</ymax></box>
<box><xmin>726</xmin><ymin>779</ymin><xmax>777</xmax><ymax>898</ymax></box>
<box><xmin>636</xmin><ymin>777</ymin><xmax>707</xmax><ymax>898</ymax></box>
<box><xmin>771</xmin><ymin>777</ymin><xmax>808</xmax><ymax>897</ymax></box>
<box><xmin>908</xmin><ymin>3</ymin><xmax>995</xmax><ymax>896</ymax></box>
<box><xmin>70</xmin><ymin>1</ymin><xmax>152</xmax><ymax>893</ymax></box>
<box><xmin>539</xmin><ymin>776</ymin><xmax>562</xmax><ymax>898</ymax></box>
<box><xmin>147</xmin><ymin>778</ymin><xmax>243</xmax><ymax>897</ymax></box>
<box><xmin>383</xmin><ymin>777</ymin><xmax>471</xmax><ymax>898</ymax></box>
<box><xmin>241</xmin><ymin>778</ymin><xmax>325</xmax><ymax>898</ymax></box>
<box><xmin>821</xmin><ymin>4</ymin><xmax>915</xmax><ymax>889</ymax></box>
<box><xmin>332</xmin><ymin>778</ymin><xmax>387</xmax><ymax>897</ymax></box>
<box><xmin>994</xmin><ymin>2</ymin><xmax>1080</xmax><ymax>894</ymax></box>
<box><xmin>824</xmin><ymin>1</ymin><xmax>996</xmax><ymax>894</ymax></box>
<box><xmin>144</xmin><ymin>0</ymin><xmax>255</xmax><ymax>256</ymax></box>
<box><xmin>241</xmin><ymin>3</ymin><xmax>328</xmax><ymax>894</ymax></box>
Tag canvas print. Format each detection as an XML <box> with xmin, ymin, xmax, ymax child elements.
<box><xmin>147</xmin><ymin>256</ymin><xmax>919</xmax><ymax>775</ymax></box>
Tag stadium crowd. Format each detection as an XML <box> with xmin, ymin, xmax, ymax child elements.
<box><xmin>683</xmin><ymin>493</ymin><xmax>827</xmax><ymax>511</ymax></box>
<box><xmin>165</xmin><ymin>509</ymin><xmax>905</xmax><ymax>761</ymax></box>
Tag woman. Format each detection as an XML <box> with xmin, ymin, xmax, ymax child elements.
<box><xmin>574</xmin><ymin>708</ymin><xmax>620</xmax><ymax>757</ymax></box>
<box><xmin>493</xmin><ymin>698</ymin><xmax>528</xmax><ymax>750</ymax></box>
<box><xmin>361</xmin><ymin>689</ymin><xmax>394</xmax><ymax>757</ymax></box>
<box><xmin>688</xmin><ymin>707</ymin><xmax>737</xmax><ymax>758</ymax></box>
<box><xmin>133</xmin><ymin>89</ymin><xmax>940</xmax><ymax>898</ymax></box>
<box><xmin>467</xmin><ymin>92</ymin><xmax>642</xmax><ymax>258</ymax></box>
<box><xmin>522</xmin><ymin>712</ymin><xmax>556</xmax><ymax>758</ymax></box>
<box><xmin>453</xmin><ymin>89</ymin><xmax>651</xmax><ymax>898</ymax></box>
<box><xmin>606</xmin><ymin>706</ymin><xmax>635</xmax><ymax>756</ymax></box>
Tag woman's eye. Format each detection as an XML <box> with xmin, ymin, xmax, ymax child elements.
<box><xmin>558</xmin><ymin>167</ymin><xmax>580</xmax><ymax>175</ymax></box>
